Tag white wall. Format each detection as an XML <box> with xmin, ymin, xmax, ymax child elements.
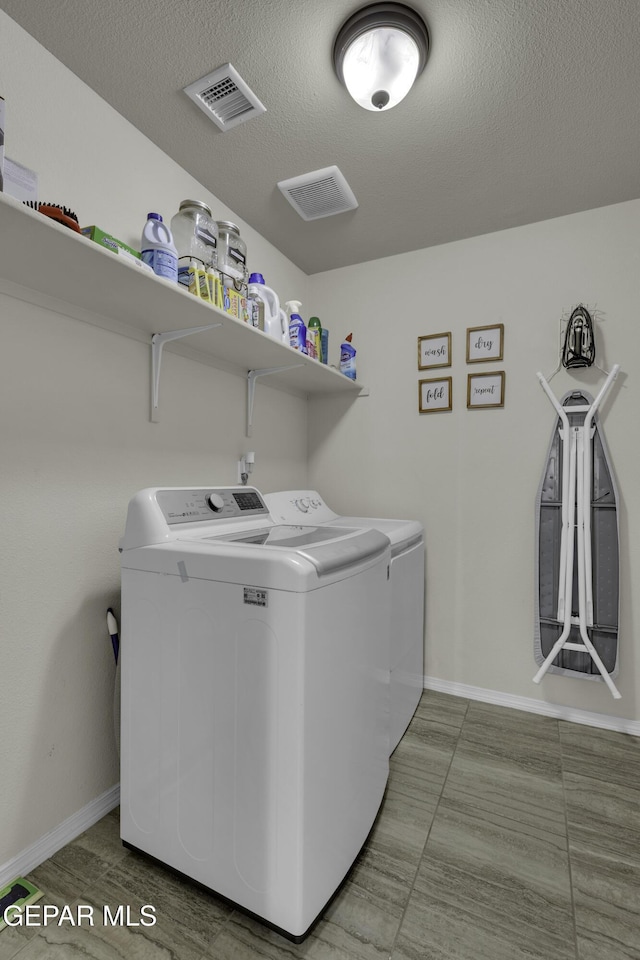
<box><xmin>0</xmin><ymin>12</ymin><xmax>310</xmax><ymax>867</ymax></box>
<box><xmin>308</xmin><ymin>200</ymin><xmax>640</xmax><ymax>721</ymax></box>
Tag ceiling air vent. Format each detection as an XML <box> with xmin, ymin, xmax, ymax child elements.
<box><xmin>183</xmin><ymin>63</ymin><xmax>266</xmax><ymax>131</ymax></box>
<box><xmin>277</xmin><ymin>166</ymin><xmax>358</xmax><ymax>221</ymax></box>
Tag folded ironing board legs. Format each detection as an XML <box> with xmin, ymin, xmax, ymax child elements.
<box><xmin>533</xmin><ymin>364</ymin><xmax>621</xmax><ymax>699</ymax></box>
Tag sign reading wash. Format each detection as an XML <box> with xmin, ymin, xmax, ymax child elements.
<box><xmin>418</xmin><ymin>332</ymin><xmax>451</xmax><ymax>370</ymax></box>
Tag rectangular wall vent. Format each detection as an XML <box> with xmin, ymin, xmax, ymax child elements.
<box><xmin>183</xmin><ymin>63</ymin><xmax>266</xmax><ymax>132</ymax></box>
<box><xmin>277</xmin><ymin>166</ymin><xmax>358</xmax><ymax>221</ymax></box>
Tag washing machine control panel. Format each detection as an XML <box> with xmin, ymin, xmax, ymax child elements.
<box><xmin>207</xmin><ymin>493</ymin><xmax>225</xmax><ymax>513</ymax></box>
<box><xmin>292</xmin><ymin>496</ymin><xmax>324</xmax><ymax>514</ymax></box>
<box><xmin>156</xmin><ymin>487</ymin><xmax>269</xmax><ymax>525</ymax></box>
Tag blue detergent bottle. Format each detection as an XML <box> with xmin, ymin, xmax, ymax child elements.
<box><xmin>340</xmin><ymin>333</ymin><xmax>356</xmax><ymax>379</ymax></box>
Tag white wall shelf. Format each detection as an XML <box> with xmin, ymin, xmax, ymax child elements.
<box><xmin>0</xmin><ymin>193</ymin><xmax>364</xmax><ymax>421</ymax></box>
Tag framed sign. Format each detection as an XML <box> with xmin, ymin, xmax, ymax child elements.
<box><xmin>467</xmin><ymin>371</ymin><xmax>505</xmax><ymax>409</ymax></box>
<box><xmin>419</xmin><ymin>377</ymin><xmax>452</xmax><ymax>413</ymax></box>
<box><xmin>418</xmin><ymin>332</ymin><xmax>451</xmax><ymax>369</ymax></box>
<box><xmin>466</xmin><ymin>324</ymin><xmax>504</xmax><ymax>363</ymax></box>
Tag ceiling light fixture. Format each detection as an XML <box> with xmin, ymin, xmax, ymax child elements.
<box><xmin>333</xmin><ymin>2</ymin><xmax>430</xmax><ymax>112</ymax></box>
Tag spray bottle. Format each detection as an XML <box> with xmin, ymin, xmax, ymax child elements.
<box><xmin>289</xmin><ymin>313</ymin><xmax>307</xmax><ymax>353</ymax></box>
<box><xmin>285</xmin><ymin>300</ymin><xmax>302</xmax><ymax>319</ymax></box>
<box><xmin>340</xmin><ymin>333</ymin><xmax>356</xmax><ymax>379</ymax></box>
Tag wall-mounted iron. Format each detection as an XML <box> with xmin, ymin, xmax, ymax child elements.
<box><xmin>561</xmin><ymin>304</ymin><xmax>596</xmax><ymax>369</ymax></box>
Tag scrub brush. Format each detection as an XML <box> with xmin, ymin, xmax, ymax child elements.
<box><xmin>22</xmin><ymin>201</ymin><xmax>81</xmax><ymax>232</ymax></box>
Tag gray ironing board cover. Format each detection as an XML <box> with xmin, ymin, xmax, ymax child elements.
<box><xmin>534</xmin><ymin>390</ymin><xmax>620</xmax><ymax>680</ymax></box>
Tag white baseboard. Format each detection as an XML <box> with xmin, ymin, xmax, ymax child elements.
<box><xmin>0</xmin><ymin>784</ymin><xmax>120</xmax><ymax>889</ymax></box>
<box><xmin>423</xmin><ymin>675</ymin><xmax>640</xmax><ymax>736</ymax></box>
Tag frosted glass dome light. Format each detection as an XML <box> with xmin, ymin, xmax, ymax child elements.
<box><xmin>334</xmin><ymin>3</ymin><xmax>430</xmax><ymax>112</ymax></box>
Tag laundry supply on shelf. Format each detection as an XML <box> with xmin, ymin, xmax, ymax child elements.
<box><xmin>221</xmin><ymin>285</ymin><xmax>249</xmax><ymax>322</ymax></box>
<box><xmin>340</xmin><ymin>333</ymin><xmax>356</xmax><ymax>379</ymax></box>
<box><xmin>170</xmin><ymin>199</ymin><xmax>218</xmax><ymax>288</ymax></box>
<box><xmin>307</xmin><ymin>316</ymin><xmax>322</xmax><ymax>361</ymax></box>
<box><xmin>247</xmin><ymin>273</ymin><xmax>266</xmax><ymax>329</ymax></box>
<box><xmin>141</xmin><ymin>212</ymin><xmax>178</xmax><ymax>283</ymax></box>
<box><xmin>247</xmin><ymin>273</ymin><xmax>287</xmax><ymax>340</ymax></box>
<box><xmin>82</xmin><ymin>224</ymin><xmax>142</xmax><ymax>260</ymax></box>
<box><xmin>217</xmin><ymin>220</ymin><xmax>247</xmax><ymax>290</ymax></box>
<box><xmin>289</xmin><ymin>312</ymin><xmax>307</xmax><ymax>353</ymax></box>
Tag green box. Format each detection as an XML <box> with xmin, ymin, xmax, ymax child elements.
<box><xmin>81</xmin><ymin>225</ymin><xmax>141</xmax><ymax>260</ymax></box>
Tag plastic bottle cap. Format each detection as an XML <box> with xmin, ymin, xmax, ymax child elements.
<box><xmin>249</xmin><ymin>273</ymin><xmax>265</xmax><ymax>284</ymax></box>
<box><xmin>147</xmin><ymin>212</ymin><xmax>162</xmax><ymax>221</ymax></box>
<box><xmin>345</xmin><ymin>333</ymin><xmax>353</xmax><ymax>342</ymax></box>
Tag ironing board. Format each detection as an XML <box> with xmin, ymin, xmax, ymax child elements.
<box><xmin>533</xmin><ymin>365</ymin><xmax>621</xmax><ymax>698</ymax></box>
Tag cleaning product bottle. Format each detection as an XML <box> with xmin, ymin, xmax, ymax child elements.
<box><xmin>340</xmin><ymin>333</ymin><xmax>356</xmax><ymax>379</ymax></box>
<box><xmin>247</xmin><ymin>272</ymin><xmax>265</xmax><ymax>330</ymax></box>
<box><xmin>307</xmin><ymin>316</ymin><xmax>322</xmax><ymax>361</ymax></box>
<box><xmin>247</xmin><ymin>273</ymin><xmax>287</xmax><ymax>340</ymax></box>
<box><xmin>285</xmin><ymin>300</ymin><xmax>303</xmax><ymax>321</ymax></box>
<box><xmin>141</xmin><ymin>213</ymin><xmax>178</xmax><ymax>283</ymax></box>
<box><xmin>321</xmin><ymin>327</ymin><xmax>329</xmax><ymax>364</ymax></box>
<box><xmin>289</xmin><ymin>313</ymin><xmax>307</xmax><ymax>353</ymax></box>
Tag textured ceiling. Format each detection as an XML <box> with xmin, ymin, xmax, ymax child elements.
<box><xmin>2</xmin><ymin>0</ymin><xmax>640</xmax><ymax>273</ymax></box>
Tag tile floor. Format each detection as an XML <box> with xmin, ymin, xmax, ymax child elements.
<box><xmin>2</xmin><ymin>690</ymin><xmax>640</xmax><ymax>960</ymax></box>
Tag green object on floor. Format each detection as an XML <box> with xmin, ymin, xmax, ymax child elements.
<box><xmin>0</xmin><ymin>877</ymin><xmax>43</xmax><ymax>931</ymax></box>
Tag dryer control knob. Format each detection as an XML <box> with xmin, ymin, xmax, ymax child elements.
<box><xmin>207</xmin><ymin>493</ymin><xmax>225</xmax><ymax>513</ymax></box>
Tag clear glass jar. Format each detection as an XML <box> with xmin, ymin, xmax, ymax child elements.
<box><xmin>216</xmin><ymin>220</ymin><xmax>248</xmax><ymax>287</ymax></box>
<box><xmin>170</xmin><ymin>200</ymin><xmax>218</xmax><ymax>268</ymax></box>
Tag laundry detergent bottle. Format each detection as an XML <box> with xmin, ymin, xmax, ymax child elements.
<box><xmin>247</xmin><ymin>273</ymin><xmax>287</xmax><ymax>341</ymax></box>
<box><xmin>141</xmin><ymin>213</ymin><xmax>178</xmax><ymax>282</ymax></box>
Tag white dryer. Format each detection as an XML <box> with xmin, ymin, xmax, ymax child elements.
<box><xmin>265</xmin><ymin>490</ymin><xmax>424</xmax><ymax>752</ymax></box>
<box><xmin>119</xmin><ymin>486</ymin><xmax>391</xmax><ymax>941</ymax></box>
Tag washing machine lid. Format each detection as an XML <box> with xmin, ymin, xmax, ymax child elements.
<box><xmin>209</xmin><ymin>523</ymin><xmax>346</xmax><ymax>548</ymax></box>
<box><xmin>203</xmin><ymin>523</ymin><xmax>389</xmax><ymax>577</ymax></box>
<box><xmin>120</xmin><ymin>487</ymin><xmax>390</xmax><ymax>589</ymax></box>
<box><xmin>264</xmin><ymin>490</ymin><xmax>423</xmax><ymax>552</ymax></box>
<box><xmin>122</xmin><ymin>525</ymin><xmax>389</xmax><ymax>588</ymax></box>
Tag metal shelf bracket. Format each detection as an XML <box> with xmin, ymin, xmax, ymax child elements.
<box><xmin>247</xmin><ymin>364</ymin><xmax>304</xmax><ymax>436</ymax></box>
<box><xmin>151</xmin><ymin>323</ymin><xmax>222</xmax><ymax>421</ymax></box>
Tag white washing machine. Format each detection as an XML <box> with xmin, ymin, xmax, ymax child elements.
<box><xmin>266</xmin><ymin>490</ymin><xmax>424</xmax><ymax>752</ymax></box>
<box><xmin>119</xmin><ymin>486</ymin><xmax>391</xmax><ymax>941</ymax></box>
